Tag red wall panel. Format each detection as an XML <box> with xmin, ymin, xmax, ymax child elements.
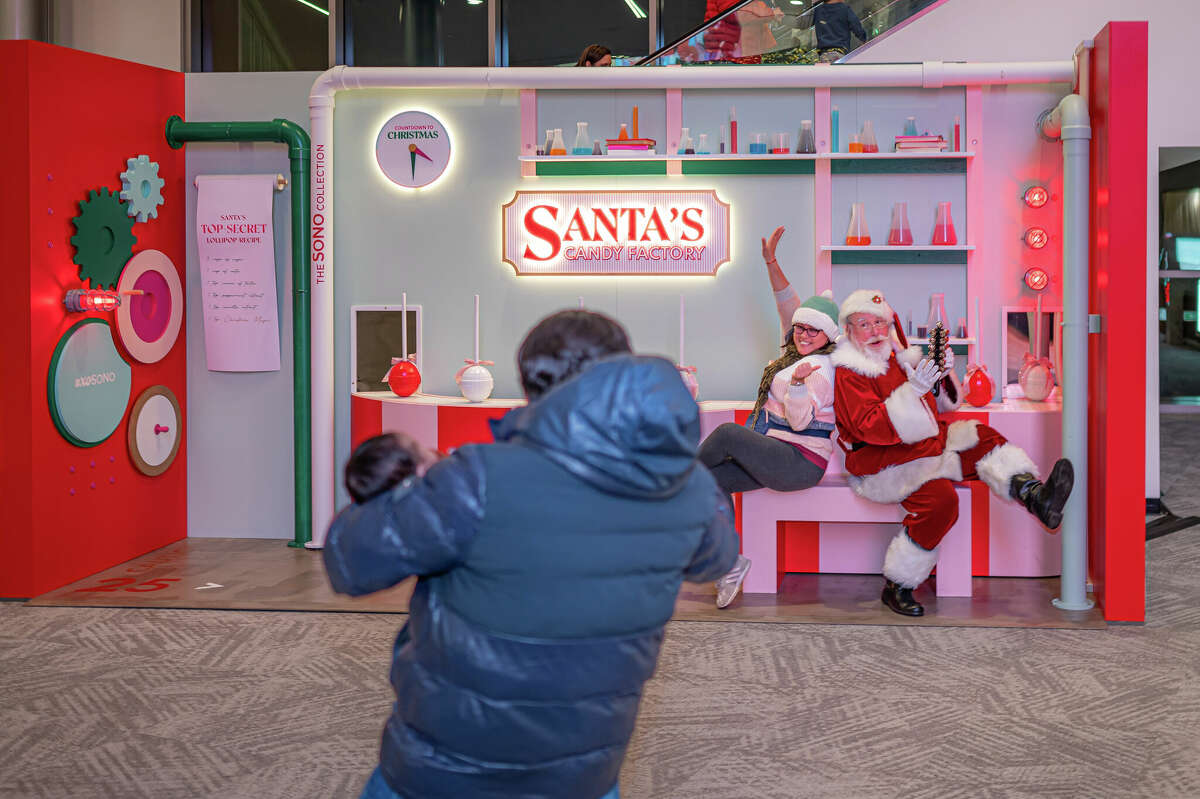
<box><xmin>1087</xmin><ymin>23</ymin><xmax>1147</xmax><ymax>622</ymax></box>
<box><xmin>0</xmin><ymin>46</ymin><xmax>35</xmax><ymax>597</ymax></box>
<box><xmin>2</xmin><ymin>42</ymin><xmax>186</xmax><ymax>597</ymax></box>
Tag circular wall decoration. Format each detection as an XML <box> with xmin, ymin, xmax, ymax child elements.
<box><xmin>375</xmin><ymin>110</ymin><xmax>452</xmax><ymax>189</ymax></box>
<box><xmin>128</xmin><ymin>385</ymin><xmax>182</xmax><ymax>476</ymax></box>
<box><xmin>116</xmin><ymin>249</ymin><xmax>183</xmax><ymax>363</ymax></box>
<box><xmin>48</xmin><ymin>319</ymin><xmax>132</xmax><ymax>447</ymax></box>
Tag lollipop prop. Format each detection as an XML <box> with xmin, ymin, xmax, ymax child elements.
<box><xmin>456</xmin><ymin>294</ymin><xmax>495</xmax><ymax>402</ymax></box>
<box><xmin>383</xmin><ymin>292</ymin><xmax>421</xmax><ymax>397</ymax></box>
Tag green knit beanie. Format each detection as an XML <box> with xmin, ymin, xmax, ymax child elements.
<box><xmin>791</xmin><ymin>290</ymin><xmax>840</xmax><ymax>340</ymax></box>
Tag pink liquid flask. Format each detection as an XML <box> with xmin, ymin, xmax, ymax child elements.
<box><xmin>888</xmin><ymin>202</ymin><xmax>913</xmax><ymax>245</ymax></box>
<box><xmin>932</xmin><ymin>201</ymin><xmax>957</xmax><ymax>245</ymax></box>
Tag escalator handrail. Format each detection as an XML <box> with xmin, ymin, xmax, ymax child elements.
<box><xmin>634</xmin><ymin>0</ymin><xmax>757</xmax><ymax>66</ymax></box>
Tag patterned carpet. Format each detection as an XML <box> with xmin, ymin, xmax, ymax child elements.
<box><xmin>2</xmin><ymin>419</ymin><xmax>1198</xmax><ymax>798</ymax></box>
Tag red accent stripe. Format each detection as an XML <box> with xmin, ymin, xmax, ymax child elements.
<box><xmin>350</xmin><ymin>394</ymin><xmax>383</xmax><ymax>452</ymax></box>
<box><xmin>436</xmin><ymin>406</ymin><xmax>510</xmax><ymax>453</ymax></box>
<box><xmin>1088</xmin><ymin>22</ymin><xmax>1148</xmax><ymax>622</ymax></box>
<box><xmin>781</xmin><ymin>521</ymin><xmax>820</xmax><ymax>572</ymax></box>
<box><xmin>970</xmin><ymin>481</ymin><xmax>990</xmax><ymax>577</ymax></box>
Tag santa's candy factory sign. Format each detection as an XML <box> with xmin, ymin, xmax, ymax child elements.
<box><xmin>501</xmin><ymin>190</ymin><xmax>730</xmax><ymax>276</ymax></box>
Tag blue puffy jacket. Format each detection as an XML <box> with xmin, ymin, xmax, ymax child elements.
<box><xmin>324</xmin><ymin>355</ymin><xmax>740</xmax><ymax>799</ymax></box>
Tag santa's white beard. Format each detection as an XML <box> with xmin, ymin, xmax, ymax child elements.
<box><xmin>853</xmin><ymin>336</ymin><xmax>892</xmax><ymax>366</ymax></box>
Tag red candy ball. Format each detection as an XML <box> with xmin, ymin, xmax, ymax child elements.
<box><xmin>387</xmin><ymin>360</ymin><xmax>421</xmax><ymax>397</ymax></box>
<box><xmin>964</xmin><ymin>366</ymin><xmax>994</xmax><ymax>408</ymax></box>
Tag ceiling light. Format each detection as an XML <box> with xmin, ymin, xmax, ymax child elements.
<box><xmin>624</xmin><ymin>0</ymin><xmax>648</xmax><ymax>19</ymax></box>
<box><xmin>291</xmin><ymin>0</ymin><xmax>329</xmax><ymax>15</ymax></box>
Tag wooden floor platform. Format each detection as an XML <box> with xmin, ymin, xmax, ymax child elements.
<box><xmin>27</xmin><ymin>538</ymin><xmax>1106</xmax><ymax>630</ymax></box>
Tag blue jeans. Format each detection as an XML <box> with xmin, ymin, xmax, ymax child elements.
<box><xmin>360</xmin><ymin>767</ymin><xmax>619</xmax><ymax>799</ymax></box>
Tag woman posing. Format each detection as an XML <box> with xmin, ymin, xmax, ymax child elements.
<box><xmin>700</xmin><ymin>226</ymin><xmax>840</xmax><ymax>607</ymax></box>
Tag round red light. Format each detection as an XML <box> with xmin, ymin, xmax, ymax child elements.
<box><xmin>1024</xmin><ymin>186</ymin><xmax>1049</xmax><ymax>208</ymax></box>
<box><xmin>1024</xmin><ymin>268</ymin><xmax>1049</xmax><ymax>291</ymax></box>
<box><xmin>1024</xmin><ymin>227</ymin><xmax>1049</xmax><ymax>249</ymax></box>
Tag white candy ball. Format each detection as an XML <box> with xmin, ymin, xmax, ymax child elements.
<box><xmin>459</xmin><ymin>364</ymin><xmax>494</xmax><ymax>403</ymax></box>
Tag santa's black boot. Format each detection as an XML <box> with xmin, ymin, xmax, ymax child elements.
<box><xmin>881</xmin><ymin>579</ymin><xmax>924</xmax><ymax>617</ymax></box>
<box><xmin>1010</xmin><ymin>459</ymin><xmax>1075</xmax><ymax>532</ymax></box>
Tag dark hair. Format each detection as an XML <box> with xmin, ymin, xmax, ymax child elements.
<box><xmin>344</xmin><ymin>433</ymin><xmax>419</xmax><ymax>504</ymax></box>
<box><xmin>517</xmin><ymin>310</ymin><xmax>632</xmax><ymax>400</ymax></box>
<box><xmin>575</xmin><ymin>44</ymin><xmax>612</xmax><ymax>66</ymax></box>
<box><xmin>747</xmin><ymin>331</ymin><xmax>836</xmax><ymax>428</ymax></box>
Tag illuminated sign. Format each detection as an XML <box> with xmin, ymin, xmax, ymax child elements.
<box><xmin>501</xmin><ymin>190</ymin><xmax>730</xmax><ymax>276</ymax></box>
<box><xmin>376</xmin><ymin>110</ymin><xmax>451</xmax><ymax>189</ymax></box>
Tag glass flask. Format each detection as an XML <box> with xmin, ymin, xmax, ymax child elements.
<box><xmin>797</xmin><ymin>120</ymin><xmax>816</xmax><ymax>154</ymax></box>
<box><xmin>932</xmin><ymin>201</ymin><xmax>957</xmax><ymax>245</ymax></box>
<box><xmin>572</xmin><ymin>122</ymin><xmax>592</xmax><ymax>155</ymax></box>
<box><xmin>549</xmin><ymin>128</ymin><xmax>567</xmax><ymax>156</ymax></box>
<box><xmin>845</xmin><ymin>202</ymin><xmax>871</xmax><ymax>246</ymax></box>
<box><xmin>888</xmin><ymin>202</ymin><xmax>913</xmax><ymax>245</ymax></box>
<box><xmin>860</xmin><ymin>120</ymin><xmax>878</xmax><ymax>153</ymax></box>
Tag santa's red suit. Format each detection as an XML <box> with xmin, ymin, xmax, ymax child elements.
<box><xmin>832</xmin><ymin>307</ymin><xmax>1039</xmax><ymax>590</ymax></box>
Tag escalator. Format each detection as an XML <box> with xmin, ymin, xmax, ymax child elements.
<box><xmin>635</xmin><ymin>0</ymin><xmax>941</xmax><ymax>66</ymax></box>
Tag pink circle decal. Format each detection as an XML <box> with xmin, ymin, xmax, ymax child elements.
<box><xmin>131</xmin><ymin>270</ymin><xmax>171</xmax><ymax>343</ymax></box>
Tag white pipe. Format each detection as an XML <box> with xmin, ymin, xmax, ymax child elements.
<box><xmin>305</xmin><ymin>59</ymin><xmax>1077</xmax><ymax>546</ymax></box>
<box><xmin>1042</xmin><ymin>93</ymin><xmax>1094</xmax><ymax>612</ymax></box>
<box><xmin>304</xmin><ymin>91</ymin><xmax>335</xmax><ymax>550</ymax></box>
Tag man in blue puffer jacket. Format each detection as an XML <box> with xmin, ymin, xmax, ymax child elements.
<box><xmin>324</xmin><ymin>310</ymin><xmax>740</xmax><ymax>799</ymax></box>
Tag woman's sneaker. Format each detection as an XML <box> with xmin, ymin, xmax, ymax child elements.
<box><xmin>715</xmin><ymin>555</ymin><xmax>752</xmax><ymax>608</ymax></box>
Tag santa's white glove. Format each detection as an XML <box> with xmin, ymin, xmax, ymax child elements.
<box><xmin>904</xmin><ymin>358</ymin><xmax>942</xmax><ymax>395</ymax></box>
<box><xmin>942</xmin><ymin>344</ymin><xmax>956</xmax><ymax>372</ymax></box>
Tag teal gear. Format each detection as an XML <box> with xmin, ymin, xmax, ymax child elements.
<box><xmin>70</xmin><ymin>188</ymin><xmax>137</xmax><ymax>290</ymax></box>
<box><xmin>119</xmin><ymin>155</ymin><xmax>166</xmax><ymax>222</ymax></box>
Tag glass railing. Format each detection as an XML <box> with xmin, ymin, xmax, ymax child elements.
<box><xmin>636</xmin><ymin>0</ymin><xmax>940</xmax><ymax>67</ymax></box>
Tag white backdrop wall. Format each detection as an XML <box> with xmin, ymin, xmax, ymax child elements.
<box><xmin>183</xmin><ymin>72</ymin><xmax>1064</xmax><ymax>534</ymax></box>
<box><xmin>185</xmin><ymin>72</ymin><xmax>321</xmax><ymax>538</ymax></box>
<box><xmin>850</xmin><ymin>0</ymin><xmax>1188</xmax><ymax>502</ymax></box>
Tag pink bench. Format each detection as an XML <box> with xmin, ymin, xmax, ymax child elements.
<box><xmin>693</xmin><ymin>403</ymin><xmax>972</xmax><ymax>598</ymax></box>
<box><xmin>738</xmin><ymin>453</ymin><xmax>973</xmax><ymax>597</ymax></box>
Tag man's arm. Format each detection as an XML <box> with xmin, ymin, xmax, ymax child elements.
<box><xmin>323</xmin><ymin>446</ymin><xmax>487</xmax><ymax>596</ymax></box>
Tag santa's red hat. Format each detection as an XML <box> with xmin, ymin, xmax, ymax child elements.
<box><xmin>838</xmin><ymin>289</ymin><xmax>894</xmax><ymax>328</ymax></box>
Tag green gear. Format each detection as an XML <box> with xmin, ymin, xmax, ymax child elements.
<box><xmin>70</xmin><ymin>188</ymin><xmax>137</xmax><ymax>290</ymax></box>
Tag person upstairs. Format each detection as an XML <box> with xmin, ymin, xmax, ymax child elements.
<box><xmin>324</xmin><ymin>309</ymin><xmax>740</xmax><ymax>799</ymax></box>
<box><xmin>831</xmin><ymin>289</ymin><xmax>1074</xmax><ymax>617</ymax></box>
<box><xmin>812</xmin><ymin>0</ymin><xmax>867</xmax><ymax>63</ymax></box>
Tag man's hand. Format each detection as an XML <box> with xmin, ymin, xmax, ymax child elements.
<box><xmin>904</xmin><ymin>358</ymin><xmax>942</xmax><ymax>395</ymax></box>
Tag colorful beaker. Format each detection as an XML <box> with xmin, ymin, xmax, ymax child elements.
<box><xmin>846</xmin><ymin>202</ymin><xmax>871</xmax><ymax>246</ymax></box>
<box><xmin>888</xmin><ymin>202</ymin><xmax>913</xmax><ymax>245</ymax></box>
<box><xmin>932</xmin><ymin>201</ymin><xmax>957</xmax><ymax>245</ymax></box>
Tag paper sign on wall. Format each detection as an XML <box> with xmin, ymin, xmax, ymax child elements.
<box><xmin>502</xmin><ymin>189</ymin><xmax>731</xmax><ymax>276</ymax></box>
<box><xmin>196</xmin><ymin>174</ymin><xmax>281</xmax><ymax>371</ymax></box>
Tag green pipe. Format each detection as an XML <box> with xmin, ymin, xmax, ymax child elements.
<box><xmin>166</xmin><ymin>115</ymin><xmax>313</xmax><ymax>548</ymax></box>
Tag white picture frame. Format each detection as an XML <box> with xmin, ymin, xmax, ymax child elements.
<box><xmin>350</xmin><ymin>304</ymin><xmax>424</xmax><ymax>394</ymax></box>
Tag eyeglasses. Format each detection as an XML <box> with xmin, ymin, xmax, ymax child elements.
<box><xmin>792</xmin><ymin>324</ymin><xmax>823</xmax><ymax>338</ymax></box>
<box><xmin>849</xmin><ymin>317</ymin><xmax>891</xmax><ymax>333</ymax></box>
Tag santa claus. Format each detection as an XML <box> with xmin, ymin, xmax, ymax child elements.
<box><xmin>831</xmin><ymin>289</ymin><xmax>1074</xmax><ymax>617</ymax></box>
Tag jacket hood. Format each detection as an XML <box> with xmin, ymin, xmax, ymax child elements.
<box><xmin>490</xmin><ymin>354</ymin><xmax>700</xmax><ymax>499</ymax></box>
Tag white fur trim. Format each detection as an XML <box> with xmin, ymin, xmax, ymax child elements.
<box><xmin>945</xmin><ymin>419</ymin><xmax>980</xmax><ymax>453</ymax></box>
<box><xmin>935</xmin><ymin>371</ymin><xmax>964</xmax><ymax>412</ymax></box>
<box><xmin>975</xmin><ymin>443</ymin><xmax>1039</xmax><ymax>498</ymax></box>
<box><xmin>849</xmin><ymin>450</ymin><xmax>964</xmax><ymax>504</ymax></box>
<box><xmin>883</xmin><ymin>382</ymin><xmax>939</xmax><ymax>444</ymax></box>
<box><xmin>831</xmin><ymin>338</ymin><xmax>890</xmax><ymax>378</ymax></box>
<box><xmin>838</xmin><ymin>289</ymin><xmax>894</xmax><ymax>327</ymax></box>
<box><xmin>896</xmin><ymin>345</ymin><xmax>923</xmax><ymax>369</ymax></box>
<box><xmin>882</xmin><ymin>531</ymin><xmax>939</xmax><ymax>588</ymax></box>
<box><xmin>791</xmin><ymin>306</ymin><xmax>840</xmax><ymax>341</ymax></box>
